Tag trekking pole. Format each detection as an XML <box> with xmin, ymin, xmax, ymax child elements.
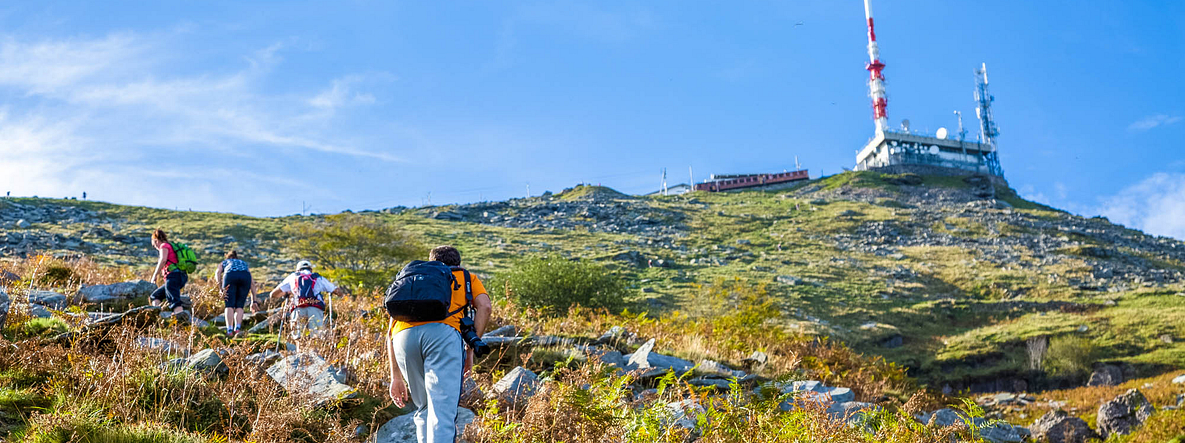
<box><xmin>275</xmin><ymin>296</ymin><xmax>289</xmax><ymax>353</ymax></box>
<box><xmin>326</xmin><ymin>292</ymin><xmax>334</xmax><ymax>331</ymax></box>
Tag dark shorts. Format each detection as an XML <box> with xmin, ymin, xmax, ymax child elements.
<box><xmin>223</xmin><ymin>270</ymin><xmax>252</xmax><ymax>308</ymax></box>
<box><xmin>150</xmin><ymin>271</ymin><xmax>188</xmax><ymax>310</ymax></box>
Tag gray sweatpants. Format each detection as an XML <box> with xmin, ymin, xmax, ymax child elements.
<box><xmin>393</xmin><ymin>322</ymin><xmax>465</xmax><ymax>443</ymax></box>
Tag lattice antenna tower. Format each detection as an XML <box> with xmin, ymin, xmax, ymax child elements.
<box><xmin>974</xmin><ymin>63</ymin><xmax>1004</xmax><ymax>176</ymax></box>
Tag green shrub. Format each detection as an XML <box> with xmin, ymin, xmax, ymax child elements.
<box><xmin>37</xmin><ymin>266</ymin><xmax>74</xmax><ymax>287</ymax></box>
<box><xmin>501</xmin><ymin>257</ymin><xmax>627</xmax><ymax>316</ymax></box>
<box><xmin>1043</xmin><ymin>335</ymin><xmax>1098</xmax><ymax>377</ymax></box>
<box><xmin>20</xmin><ymin>318</ymin><xmax>69</xmax><ymax>338</ymax></box>
<box><xmin>286</xmin><ymin>213</ymin><xmax>426</xmax><ymax>291</ymax></box>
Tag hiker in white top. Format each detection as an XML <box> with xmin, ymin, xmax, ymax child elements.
<box><xmin>269</xmin><ymin>260</ymin><xmax>345</xmax><ymax>340</ymax></box>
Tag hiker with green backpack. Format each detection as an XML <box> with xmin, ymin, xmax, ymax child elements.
<box><xmin>149</xmin><ymin>228</ymin><xmax>197</xmax><ymax>316</ymax></box>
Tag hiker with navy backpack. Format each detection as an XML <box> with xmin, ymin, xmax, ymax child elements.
<box><xmin>385</xmin><ymin>245</ymin><xmax>493</xmax><ymax>442</ymax></box>
<box><xmin>215</xmin><ymin>250</ymin><xmax>254</xmax><ymax>337</ymax></box>
<box><xmin>269</xmin><ymin>260</ymin><xmax>344</xmax><ymax>340</ymax></box>
<box><xmin>148</xmin><ymin>229</ymin><xmax>197</xmax><ymax>317</ymax></box>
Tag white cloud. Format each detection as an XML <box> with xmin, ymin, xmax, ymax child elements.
<box><xmin>1128</xmin><ymin>114</ymin><xmax>1183</xmax><ymax>131</ymax></box>
<box><xmin>1097</xmin><ymin>172</ymin><xmax>1185</xmax><ymax>240</ymax></box>
<box><xmin>309</xmin><ymin>75</ymin><xmax>377</xmax><ymax>110</ymax></box>
<box><xmin>0</xmin><ymin>31</ymin><xmax>401</xmax><ymax>213</ymax></box>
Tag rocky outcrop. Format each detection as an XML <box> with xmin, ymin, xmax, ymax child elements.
<box><xmin>1029</xmin><ymin>409</ymin><xmax>1098</xmax><ymax>443</ymax></box>
<box><xmin>29</xmin><ymin>290</ymin><xmax>68</xmax><ymax>309</ymax></box>
<box><xmin>1096</xmin><ymin>389</ymin><xmax>1154</xmax><ymax>439</ymax></box>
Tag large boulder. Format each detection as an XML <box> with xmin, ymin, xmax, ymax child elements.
<box><xmin>1097</xmin><ymin>389</ymin><xmax>1154</xmax><ymax>439</ymax></box>
<box><xmin>0</xmin><ymin>287</ymin><xmax>9</xmax><ymax>330</ymax></box>
<box><xmin>76</xmin><ymin>280</ymin><xmax>155</xmax><ymax>303</ymax></box>
<box><xmin>267</xmin><ymin>352</ymin><xmax>358</xmax><ymax>407</ymax></box>
<box><xmin>918</xmin><ymin>408</ymin><xmax>1025</xmax><ymax>443</ymax></box>
<box><xmin>490</xmin><ymin>366</ymin><xmax>539</xmax><ymax>408</ymax></box>
<box><xmin>1029</xmin><ymin>410</ymin><xmax>1099</xmax><ymax>443</ymax></box>
<box><xmin>1087</xmin><ymin>365</ymin><xmax>1123</xmax><ymax>386</ymax></box>
<box><xmin>372</xmin><ymin>407</ymin><xmax>474</xmax><ymax>443</ymax></box>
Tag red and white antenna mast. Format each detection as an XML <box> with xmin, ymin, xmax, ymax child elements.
<box><xmin>864</xmin><ymin>0</ymin><xmax>889</xmax><ymax>134</ymax></box>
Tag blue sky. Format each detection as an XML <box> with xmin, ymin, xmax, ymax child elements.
<box><xmin>2</xmin><ymin>1</ymin><xmax>1184</xmax><ymax>238</ymax></box>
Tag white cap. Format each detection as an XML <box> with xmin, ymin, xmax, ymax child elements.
<box><xmin>296</xmin><ymin>260</ymin><xmax>313</xmax><ymax>271</ymax></box>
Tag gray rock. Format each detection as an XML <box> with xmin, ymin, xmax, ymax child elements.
<box><xmin>626</xmin><ymin>339</ymin><xmax>656</xmax><ymax>369</ymax></box>
<box><xmin>266</xmin><ymin>352</ymin><xmax>358</xmax><ymax>406</ymax></box>
<box><xmin>246</xmin><ymin>350</ymin><xmax>282</xmax><ymax>367</ymax></box>
<box><xmin>826</xmin><ymin>401</ymin><xmax>874</xmax><ymax>423</ymax></box>
<box><xmin>1172</xmin><ymin>373</ymin><xmax>1185</xmax><ymax>384</ymax></box>
<box><xmin>25</xmin><ymin>303</ymin><xmax>52</xmax><ymax>318</ymax></box>
<box><xmin>919</xmin><ymin>408</ymin><xmax>962</xmax><ymax>427</ymax></box>
<box><xmin>688</xmin><ymin>377</ymin><xmax>733</xmax><ymax>390</ymax></box>
<box><xmin>664</xmin><ymin>398</ymin><xmax>704</xmax><ymax>430</ymax></box>
<box><xmin>0</xmin><ymin>287</ymin><xmax>9</xmax><ymax>330</ymax></box>
<box><xmin>490</xmin><ymin>366</ymin><xmax>539</xmax><ymax>408</ymax></box>
<box><xmin>696</xmin><ymin>360</ymin><xmax>745</xmax><ymax>378</ymax></box>
<box><xmin>373</xmin><ymin>407</ymin><xmax>475</xmax><ymax>443</ymax></box>
<box><xmin>461</xmin><ymin>376</ymin><xmax>483</xmax><ymax>404</ymax></box>
<box><xmin>1087</xmin><ymin>365</ymin><xmax>1123</xmax><ymax>386</ymax></box>
<box><xmin>775</xmin><ymin>275</ymin><xmax>802</xmax><ymax>285</ymax></box>
<box><xmin>742</xmin><ymin>350</ymin><xmax>768</xmax><ymax>371</ymax></box>
<box><xmin>1096</xmin><ymin>389</ymin><xmax>1154</xmax><ymax>439</ymax></box>
<box><xmin>593</xmin><ymin>326</ymin><xmax>627</xmax><ymax>344</ymax></box>
<box><xmin>1029</xmin><ymin>409</ymin><xmax>1099</xmax><ymax>443</ymax></box>
<box><xmin>135</xmin><ymin>336</ymin><xmax>183</xmax><ymax>353</ymax></box>
<box><xmin>979</xmin><ymin>422</ymin><xmax>1026</xmax><ymax>443</ymax></box>
<box><xmin>165</xmin><ymin>349</ymin><xmax>228</xmax><ymax>374</ymax></box>
<box><xmin>15</xmin><ymin>219</ymin><xmax>30</xmax><ymax>228</ymax></box>
<box><xmin>624</xmin><ymin>339</ymin><xmax>694</xmax><ymax>374</ymax></box>
<box><xmin>483</xmin><ymin>325</ymin><xmax>517</xmax><ymax>338</ymax></box>
<box><xmin>28</xmin><ymin>290</ymin><xmax>68</xmax><ymax>309</ymax></box>
<box><xmin>76</xmin><ymin>280</ymin><xmax>155</xmax><ymax>303</ymax></box>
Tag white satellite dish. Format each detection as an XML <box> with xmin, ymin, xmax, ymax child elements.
<box><xmin>901</xmin><ymin>119</ymin><xmax>911</xmax><ymax>132</ymax></box>
<box><xmin>936</xmin><ymin>127</ymin><xmax>948</xmax><ymax>139</ymax></box>
<box><xmin>929</xmin><ymin>145</ymin><xmax>940</xmax><ymax>155</ymax></box>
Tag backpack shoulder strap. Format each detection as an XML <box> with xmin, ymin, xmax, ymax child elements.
<box><xmin>445</xmin><ymin>267</ymin><xmax>473</xmax><ymax>318</ymax></box>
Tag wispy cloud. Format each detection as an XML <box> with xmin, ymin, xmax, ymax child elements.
<box><xmin>0</xmin><ymin>31</ymin><xmax>401</xmax><ymax>213</ymax></box>
<box><xmin>1097</xmin><ymin>172</ymin><xmax>1185</xmax><ymax>240</ymax></box>
<box><xmin>1128</xmin><ymin>114</ymin><xmax>1182</xmax><ymax>131</ymax></box>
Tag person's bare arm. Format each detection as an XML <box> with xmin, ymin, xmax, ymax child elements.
<box><xmin>473</xmin><ymin>293</ymin><xmax>492</xmax><ymax>337</ymax></box>
<box><xmin>387</xmin><ymin>318</ymin><xmax>408</xmax><ymax>407</ymax></box>
<box><xmin>151</xmin><ymin>248</ymin><xmax>167</xmax><ymax>285</ymax></box>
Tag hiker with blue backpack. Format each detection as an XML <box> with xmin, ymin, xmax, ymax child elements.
<box><xmin>269</xmin><ymin>260</ymin><xmax>345</xmax><ymax>340</ymax></box>
<box><xmin>385</xmin><ymin>245</ymin><xmax>493</xmax><ymax>442</ymax></box>
<box><xmin>148</xmin><ymin>229</ymin><xmax>197</xmax><ymax>317</ymax></box>
<box><xmin>215</xmin><ymin>250</ymin><xmax>254</xmax><ymax>337</ymax></box>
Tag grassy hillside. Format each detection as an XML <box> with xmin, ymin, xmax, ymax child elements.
<box><xmin>3</xmin><ymin>172</ymin><xmax>1184</xmax><ymax>391</ymax></box>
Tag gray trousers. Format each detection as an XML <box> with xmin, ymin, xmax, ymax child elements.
<box><xmin>393</xmin><ymin>322</ymin><xmax>465</xmax><ymax>443</ymax></box>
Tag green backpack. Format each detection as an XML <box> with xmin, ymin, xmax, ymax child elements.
<box><xmin>170</xmin><ymin>242</ymin><xmax>199</xmax><ymax>274</ymax></box>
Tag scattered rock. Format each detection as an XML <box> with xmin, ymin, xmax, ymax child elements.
<box><xmin>1096</xmin><ymin>389</ymin><xmax>1154</xmax><ymax>439</ymax></box>
<box><xmin>624</xmin><ymin>339</ymin><xmax>694</xmax><ymax>374</ymax></box>
<box><xmin>664</xmin><ymin>398</ymin><xmax>704</xmax><ymax>431</ymax></box>
<box><xmin>165</xmin><ymin>348</ymin><xmax>228</xmax><ymax>374</ymax></box>
<box><xmin>246</xmin><ymin>350</ymin><xmax>282</xmax><ymax>367</ymax></box>
<box><xmin>1087</xmin><ymin>365</ymin><xmax>1123</xmax><ymax>387</ymax></box>
<box><xmin>28</xmin><ymin>290</ymin><xmax>68</xmax><ymax>309</ymax></box>
<box><xmin>15</xmin><ymin>219</ymin><xmax>30</xmax><ymax>228</ymax></box>
<box><xmin>1029</xmin><ymin>409</ymin><xmax>1099</xmax><ymax>443</ymax></box>
<box><xmin>593</xmin><ymin>326</ymin><xmax>627</xmax><ymax>344</ymax></box>
<box><xmin>775</xmin><ymin>275</ymin><xmax>802</xmax><ymax>285</ymax></box>
<box><xmin>266</xmin><ymin>352</ymin><xmax>358</xmax><ymax>407</ymax></box>
<box><xmin>483</xmin><ymin>325</ymin><xmax>517</xmax><ymax>338</ymax></box>
<box><xmin>135</xmin><ymin>336</ymin><xmax>183</xmax><ymax>353</ymax></box>
<box><xmin>1172</xmin><ymin>374</ymin><xmax>1185</xmax><ymax>385</ymax></box>
<box><xmin>741</xmin><ymin>350</ymin><xmax>768</xmax><ymax>372</ymax></box>
<box><xmin>0</xmin><ymin>287</ymin><xmax>10</xmax><ymax>330</ymax></box>
<box><xmin>373</xmin><ymin>407</ymin><xmax>475</xmax><ymax>443</ymax></box>
<box><xmin>490</xmin><ymin>366</ymin><xmax>539</xmax><ymax>408</ymax></box>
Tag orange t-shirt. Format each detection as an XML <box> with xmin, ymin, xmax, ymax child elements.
<box><xmin>392</xmin><ymin>269</ymin><xmax>487</xmax><ymax>334</ymax></box>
